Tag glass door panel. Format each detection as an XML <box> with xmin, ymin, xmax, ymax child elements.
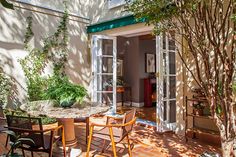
<box><xmin>92</xmin><ymin>35</ymin><xmax>117</xmax><ymax>113</ymax></box>
<box><xmin>156</xmin><ymin>32</ymin><xmax>176</xmax><ymax>131</ymax></box>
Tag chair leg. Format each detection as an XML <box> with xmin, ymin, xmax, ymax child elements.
<box><xmin>127</xmin><ymin>135</ymin><xmax>132</xmax><ymax>157</ymax></box>
<box><xmin>86</xmin><ymin>117</ymin><xmax>89</xmax><ymax>144</ymax></box>
<box><xmin>101</xmin><ymin>139</ymin><xmax>106</xmax><ymax>153</ymax></box>
<box><xmin>109</xmin><ymin>127</ymin><xmax>117</xmax><ymax>157</ymax></box>
<box><xmin>31</xmin><ymin>151</ymin><xmax>34</xmax><ymax>157</ymax></box>
<box><xmin>5</xmin><ymin>135</ymin><xmax>9</xmax><ymax>147</ymax></box>
<box><xmin>21</xmin><ymin>149</ymin><xmax>25</xmax><ymax>157</ymax></box>
<box><xmin>62</xmin><ymin>126</ymin><xmax>66</xmax><ymax>157</ymax></box>
<box><xmin>86</xmin><ymin>126</ymin><xmax>94</xmax><ymax>157</ymax></box>
<box><xmin>49</xmin><ymin>149</ymin><xmax>53</xmax><ymax>157</ymax></box>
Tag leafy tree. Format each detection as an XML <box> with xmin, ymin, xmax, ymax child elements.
<box><xmin>0</xmin><ymin>0</ymin><xmax>14</xmax><ymax>9</ymax></box>
<box><xmin>128</xmin><ymin>0</ymin><xmax>236</xmax><ymax>156</ymax></box>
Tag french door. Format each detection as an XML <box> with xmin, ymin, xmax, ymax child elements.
<box><xmin>156</xmin><ymin>32</ymin><xmax>176</xmax><ymax>131</ymax></box>
<box><xmin>91</xmin><ymin>35</ymin><xmax>117</xmax><ymax>113</ymax></box>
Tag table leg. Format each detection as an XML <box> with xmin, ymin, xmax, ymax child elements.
<box><xmin>57</xmin><ymin>118</ymin><xmax>77</xmax><ymax>147</ymax></box>
<box><xmin>54</xmin><ymin>118</ymin><xmax>82</xmax><ymax>157</ymax></box>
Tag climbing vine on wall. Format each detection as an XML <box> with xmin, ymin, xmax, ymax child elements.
<box><xmin>19</xmin><ymin>3</ymin><xmax>69</xmax><ymax>101</ymax></box>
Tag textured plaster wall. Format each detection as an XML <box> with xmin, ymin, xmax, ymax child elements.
<box><xmin>0</xmin><ymin>1</ymin><xmax>90</xmax><ymax>106</ymax></box>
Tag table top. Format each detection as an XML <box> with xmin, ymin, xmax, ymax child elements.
<box><xmin>20</xmin><ymin>100</ymin><xmax>111</xmax><ymax>119</ymax></box>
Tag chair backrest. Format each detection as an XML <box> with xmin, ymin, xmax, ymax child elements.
<box><xmin>6</xmin><ymin>115</ymin><xmax>43</xmax><ymax>130</ymax></box>
<box><xmin>122</xmin><ymin>109</ymin><xmax>136</xmax><ymax>134</ymax></box>
<box><xmin>6</xmin><ymin>115</ymin><xmax>46</xmax><ymax>149</ymax></box>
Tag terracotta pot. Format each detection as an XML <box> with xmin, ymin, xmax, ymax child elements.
<box><xmin>193</xmin><ymin>108</ymin><xmax>204</xmax><ymax>116</ymax></box>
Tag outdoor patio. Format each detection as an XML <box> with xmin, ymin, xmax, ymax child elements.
<box><xmin>0</xmin><ymin>116</ymin><xmax>220</xmax><ymax>157</ymax></box>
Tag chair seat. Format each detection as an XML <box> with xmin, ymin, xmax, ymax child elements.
<box><xmin>93</xmin><ymin>127</ymin><xmax>122</xmax><ymax>143</ymax></box>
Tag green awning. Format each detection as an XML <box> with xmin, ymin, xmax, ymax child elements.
<box><xmin>87</xmin><ymin>15</ymin><xmax>145</xmax><ymax>33</ymax></box>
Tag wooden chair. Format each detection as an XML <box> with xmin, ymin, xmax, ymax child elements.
<box><xmin>86</xmin><ymin>109</ymin><xmax>136</xmax><ymax>157</ymax></box>
<box><xmin>74</xmin><ymin>117</ymin><xmax>89</xmax><ymax>144</ymax></box>
<box><xmin>6</xmin><ymin>115</ymin><xmax>66</xmax><ymax>157</ymax></box>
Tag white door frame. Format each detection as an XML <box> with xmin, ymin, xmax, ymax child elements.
<box><xmin>91</xmin><ymin>35</ymin><xmax>117</xmax><ymax>113</ymax></box>
<box><xmin>156</xmin><ymin>33</ymin><xmax>176</xmax><ymax>132</ymax></box>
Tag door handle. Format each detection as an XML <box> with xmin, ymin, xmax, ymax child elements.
<box><xmin>156</xmin><ymin>72</ymin><xmax>159</xmax><ymax>78</ymax></box>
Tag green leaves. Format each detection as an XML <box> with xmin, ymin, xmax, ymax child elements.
<box><xmin>0</xmin><ymin>0</ymin><xmax>14</xmax><ymax>10</ymax></box>
<box><xmin>20</xmin><ymin>3</ymin><xmax>69</xmax><ymax>101</ymax></box>
<box><xmin>3</xmin><ymin>130</ymin><xmax>35</xmax><ymax>156</ymax></box>
<box><xmin>42</xmin><ymin>75</ymin><xmax>87</xmax><ymax>108</ymax></box>
<box><xmin>233</xmin><ymin>83</ymin><xmax>236</xmax><ymax>93</ymax></box>
<box><xmin>127</xmin><ymin>0</ymin><xmax>179</xmax><ymax>33</ymax></box>
<box><xmin>0</xmin><ymin>69</ymin><xmax>12</xmax><ymax>107</ymax></box>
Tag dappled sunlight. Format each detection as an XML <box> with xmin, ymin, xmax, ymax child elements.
<box><xmin>131</xmin><ymin>125</ymin><xmax>221</xmax><ymax>157</ymax></box>
<box><xmin>0</xmin><ymin>1</ymin><xmax>92</xmax><ymax>105</ymax></box>
<box><xmin>0</xmin><ymin>119</ymin><xmax>219</xmax><ymax>156</ymax></box>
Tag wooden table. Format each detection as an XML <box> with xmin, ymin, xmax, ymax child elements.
<box><xmin>117</xmin><ymin>86</ymin><xmax>132</xmax><ymax>106</ymax></box>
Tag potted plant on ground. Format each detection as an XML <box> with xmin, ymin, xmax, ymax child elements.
<box><xmin>1</xmin><ymin>130</ymin><xmax>35</xmax><ymax>157</ymax></box>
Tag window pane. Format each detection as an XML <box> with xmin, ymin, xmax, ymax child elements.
<box><xmin>97</xmin><ymin>75</ymin><xmax>113</xmax><ymax>91</ymax></box>
<box><xmin>101</xmin><ymin>57</ymin><xmax>113</xmax><ymax>73</ymax></box>
<box><xmin>169</xmin><ymin>76</ymin><xmax>176</xmax><ymax>99</ymax></box>
<box><xmin>169</xmin><ymin>52</ymin><xmax>176</xmax><ymax>74</ymax></box>
<box><xmin>169</xmin><ymin>100</ymin><xmax>176</xmax><ymax>123</ymax></box>
<box><xmin>97</xmin><ymin>93</ymin><xmax>113</xmax><ymax>105</ymax></box>
<box><xmin>164</xmin><ymin>101</ymin><xmax>167</xmax><ymax>121</ymax></box>
<box><xmin>102</xmin><ymin>39</ymin><xmax>113</xmax><ymax>55</ymax></box>
<box><xmin>163</xmin><ymin>53</ymin><xmax>167</xmax><ymax>75</ymax></box>
<box><xmin>162</xmin><ymin>34</ymin><xmax>166</xmax><ymax>50</ymax></box>
<box><xmin>168</xmin><ymin>32</ymin><xmax>175</xmax><ymax>51</ymax></box>
<box><xmin>163</xmin><ymin>77</ymin><xmax>167</xmax><ymax>98</ymax></box>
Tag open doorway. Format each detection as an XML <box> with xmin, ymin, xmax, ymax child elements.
<box><xmin>91</xmin><ymin>28</ymin><xmax>177</xmax><ymax>131</ymax></box>
<box><xmin>115</xmin><ymin>34</ymin><xmax>157</xmax><ymax>123</ymax></box>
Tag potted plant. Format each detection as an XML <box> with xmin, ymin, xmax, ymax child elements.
<box><xmin>104</xmin><ymin>77</ymin><xmax>126</xmax><ymax>91</ymax></box>
<box><xmin>193</xmin><ymin>102</ymin><xmax>205</xmax><ymax>116</ymax></box>
<box><xmin>42</xmin><ymin>75</ymin><xmax>87</xmax><ymax>108</ymax></box>
<box><xmin>1</xmin><ymin>130</ymin><xmax>35</xmax><ymax>157</ymax></box>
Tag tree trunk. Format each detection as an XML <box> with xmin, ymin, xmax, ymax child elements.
<box><xmin>221</xmin><ymin>139</ymin><xmax>235</xmax><ymax>157</ymax></box>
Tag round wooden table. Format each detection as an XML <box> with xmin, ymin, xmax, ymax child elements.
<box><xmin>20</xmin><ymin>101</ymin><xmax>110</xmax><ymax>156</ymax></box>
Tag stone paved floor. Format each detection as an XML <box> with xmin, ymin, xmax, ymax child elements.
<box><xmin>0</xmin><ymin>117</ymin><xmax>221</xmax><ymax>157</ymax></box>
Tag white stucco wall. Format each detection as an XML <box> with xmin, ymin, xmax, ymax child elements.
<box><xmin>0</xmin><ymin>1</ymin><xmax>91</xmax><ymax>106</ymax></box>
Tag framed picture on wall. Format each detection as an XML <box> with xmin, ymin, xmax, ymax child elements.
<box><xmin>145</xmin><ymin>53</ymin><xmax>156</xmax><ymax>73</ymax></box>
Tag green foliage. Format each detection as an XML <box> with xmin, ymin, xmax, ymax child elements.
<box><xmin>24</xmin><ymin>16</ymin><xmax>34</xmax><ymax>48</ymax></box>
<box><xmin>127</xmin><ymin>0</ymin><xmax>201</xmax><ymax>34</ymax></box>
<box><xmin>2</xmin><ymin>130</ymin><xmax>35</xmax><ymax>156</ymax></box>
<box><xmin>0</xmin><ymin>68</ymin><xmax>12</xmax><ymax>107</ymax></box>
<box><xmin>193</xmin><ymin>103</ymin><xmax>204</xmax><ymax>109</ymax></box>
<box><xmin>0</xmin><ymin>0</ymin><xmax>14</xmax><ymax>10</ymax></box>
<box><xmin>42</xmin><ymin>74</ymin><xmax>87</xmax><ymax>108</ymax></box>
<box><xmin>19</xmin><ymin>3</ymin><xmax>69</xmax><ymax>101</ymax></box>
<box><xmin>233</xmin><ymin>82</ymin><xmax>236</xmax><ymax>93</ymax></box>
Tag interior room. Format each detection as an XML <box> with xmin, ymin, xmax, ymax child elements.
<box><xmin>115</xmin><ymin>34</ymin><xmax>157</xmax><ymax>122</ymax></box>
